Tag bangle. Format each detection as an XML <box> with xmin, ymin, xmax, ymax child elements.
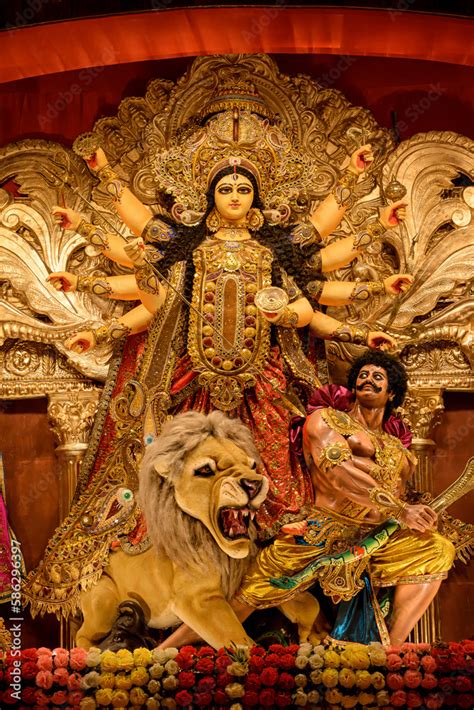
<box><xmin>92</xmin><ymin>320</ymin><xmax>131</xmax><ymax>346</ymax></box>
<box><xmin>305</xmin><ymin>250</ymin><xmax>323</xmax><ymax>274</ymax></box>
<box><xmin>349</xmin><ymin>281</ymin><xmax>385</xmax><ymax>302</ymax></box>
<box><xmin>368</xmin><ymin>486</ymin><xmax>407</xmax><ymax>521</ymax></box>
<box><xmin>141</xmin><ymin>216</ymin><xmax>175</xmax><ymax>245</ymax></box>
<box><xmin>135</xmin><ymin>262</ymin><xmax>162</xmax><ymax>296</ymax></box>
<box><xmin>331</xmin><ymin>323</ymin><xmax>370</xmax><ymax>346</ymax></box>
<box><xmin>317</xmin><ymin>441</ymin><xmax>352</xmax><ymax>474</ymax></box>
<box><xmin>97</xmin><ymin>165</ymin><xmax>125</xmax><ymax>202</ymax></box>
<box><xmin>306</xmin><ymin>279</ymin><xmax>324</xmax><ymax>303</ymax></box>
<box><xmin>77</xmin><ymin>220</ymin><xmax>110</xmax><ymax>250</ymax></box>
<box><xmin>290</xmin><ymin>222</ymin><xmax>323</xmax><ymax>248</ymax></box>
<box><xmin>333</xmin><ymin>169</ymin><xmax>359</xmax><ymax>208</ymax></box>
<box><xmin>275</xmin><ymin>307</ymin><xmax>299</xmax><ymax>328</ymax></box>
<box><xmin>352</xmin><ymin>219</ymin><xmax>386</xmax><ymax>251</ymax></box>
<box><xmin>76</xmin><ymin>275</ymin><xmax>112</xmax><ymax>296</ymax></box>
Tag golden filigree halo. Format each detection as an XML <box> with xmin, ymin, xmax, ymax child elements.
<box><xmin>153</xmin><ymin>110</ymin><xmax>317</xmax><ymax>225</ymax></box>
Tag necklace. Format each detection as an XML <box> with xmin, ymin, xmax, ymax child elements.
<box><xmin>214</xmin><ymin>226</ymin><xmax>251</xmax><ymax>242</ymax></box>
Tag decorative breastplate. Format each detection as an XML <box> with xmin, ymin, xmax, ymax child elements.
<box><xmin>320</xmin><ymin>407</ymin><xmax>406</xmax><ymax>516</ymax></box>
<box><xmin>188</xmin><ymin>239</ymin><xmax>273</xmax><ymax>411</ymax></box>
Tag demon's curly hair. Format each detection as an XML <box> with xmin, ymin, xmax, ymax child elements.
<box><xmin>347</xmin><ymin>350</ymin><xmax>408</xmax><ymax>418</ymax></box>
<box><xmin>154</xmin><ymin>165</ymin><xmax>324</xmax><ymax>306</ymax></box>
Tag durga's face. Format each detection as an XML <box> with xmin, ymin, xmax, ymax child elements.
<box><xmin>213</xmin><ymin>174</ymin><xmax>254</xmax><ymax>225</ymax></box>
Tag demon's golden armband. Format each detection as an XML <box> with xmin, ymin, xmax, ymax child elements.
<box><xmin>368</xmin><ymin>485</ymin><xmax>407</xmax><ymax>521</ymax></box>
<box><xmin>317</xmin><ymin>441</ymin><xmax>352</xmax><ymax>474</ymax></box>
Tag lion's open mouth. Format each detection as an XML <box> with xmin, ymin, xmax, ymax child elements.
<box><xmin>219</xmin><ymin>507</ymin><xmax>255</xmax><ymax>539</ymax></box>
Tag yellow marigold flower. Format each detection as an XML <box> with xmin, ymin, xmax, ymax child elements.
<box><xmin>162</xmin><ymin>675</ymin><xmax>178</xmax><ymax>691</ymax></box>
<box><xmin>152</xmin><ymin>649</ymin><xmax>169</xmax><ymax>664</ymax></box>
<box><xmin>149</xmin><ymin>663</ymin><xmax>164</xmax><ymax>679</ymax></box>
<box><xmin>225</xmin><ymin>682</ymin><xmax>245</xmax><ymax>699</ymax></box>
<box><xmin>298</xmin><ymin>642</ymin><xmax>313</xmax><ymax>657</ymax></box>
<box><xmin>324</xmin><ymin>649</ymin><xmax>341</xmax><ymax>668</ymax></box>
<box><xmin>101</xmin><ymin>650</ymin><xmax>119</xmax><ymax>673</ymax></box>
<box><xmin>295</xmin><ymin>655</ymin><xmax>309</xmax><ymax>669</ymax></box>
<box><xmin>165</xmin><ymin>648</ymin><xmax>179</xmax><ymax>660</ymax></box>
<box><xmin>80</xmin><ymin>699</ymin><xmax>97</xmax><ymax>710</ymax></box>
<box><xmin>321</xmin><ymin>667</ymin><xmax>339</xmax><ymax>688</ymax></box>
<box><xmin>368</xmin><ymin>646</ymin><xmax>387</xmax><ymax>667</ymax></box>
<box><xmin>309</xmin><ymin>653</ymin><xmax>324</xmax><ymax>669</ymax></box>
<box><xmin>115</xmin><ymin>673</ymin><xmax>133</xmax><ymax>690</ymax></box>
<box><xmin>99</xmin><ymin>672</ymin><xmax>116</xmax><ymax>689</ymax></box>
<box><xmin>325</xmin><ymin>688</ymin><xmax>343</xmax><ymax>704</ymax></box>
<box><xmin>131</xmin><ymin>667</ymin><xmax>150</xmax><ymax>686</ymax></box>
<box><xmin>371</xmin><ymin>671</ymin><xmax>385</xmax><ymax>690</ymax></box>
<box><xmin>376</xmin><ymin>689</ymin><xmax>390</xmax><ymax>706</ymax></box>
<box><xmin>358</xmin><ymin>691</ymin><xmax>375</xmax><ymax>705</ymax></box>
<box><xmin>161</xmin><ymin>698</ymin><xmax>177</xmax><ymax>709</ymax></box>
<box><xmin>294</xmin><ymin>689</ymin><xmax>308</xmax><ymax>707</ymax></box>
<box><xmin>111</xmin><ymin>689</ymin><xmax>129</xmax><ymax>708</ymax></box>
<box><xmin>230</xmin><ymin>704</ymin><xmax>243</xmax><ymax>710</ymax></box>
<box><xmin>342</xmin><ymin>646</ymin><xmax>370</xmax><ymax>670</ymax></box>
<box><xmin>164</xmin><ymin>659</ymin><xmax>179</xmax><ymax>675</ymax></box>
<box><xmin>295</xmin><ymin>673</ymin><xmax>307</xmax><ymax>688</ymax></box>
<box><xmin>86</xmin><ymin>648</ymin><xmax>102</xmax><ymax>668</ymax></box>
<box><xmin>339</xmin><ymin>667</ymin><xmax>356</xmax><ymax>688</ymax></box>
<box><xmin>147</xmin><ymin>679</ymin><xmax>161</xmax><ymax>694</ymax></box>
<box><xmin>130</xmin><ymin>686</ymin><xmax>148</xmax><ymax>705</ymax></box>
<box><xmin>340</xmin><ymin>694</ymin><xmax>358</xmax><ymax>708</ymax></box>
<box><xmin>95</xmin><ymin>688</ymin><xmax>113</xmax><ymax>706</ymax></box>
<box><xmin>133</xmin><ymin>648</ymin><xmax>153</xmax><ymax>667</ymax></box>
<box><xmin>116</xmin><ymin>649</ymin><xmax>134</xmax><ymax>671</ymax></box>
<box><xmin>355</xmin><ymin>670</ymin><xmax>372</xmax><ymax>689</ymax></box>
<box><xmin>146</xmin><ymin>700</ymin><xmax>160</xmax><ymax>710</ymax></box>
<box><xmin>307</xmin><ymin>690</ymin><xmax>320</xmax><ymax>704</ymax></box>
<box><xmin>310</xmin><ymin>669</ymin><xmax>323</xmax><ymax>685</ymax></box>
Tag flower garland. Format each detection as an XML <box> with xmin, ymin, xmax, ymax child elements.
<box><xmin>0</xmin><ymin>641</ymin><xmax>472</xmax><ymax>708</ymax></box>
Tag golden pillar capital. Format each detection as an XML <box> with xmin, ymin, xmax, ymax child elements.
<box><xmin>400</xmin><ymin>387</ymin><xmax>445</xmax><ymax>447</ymax></box>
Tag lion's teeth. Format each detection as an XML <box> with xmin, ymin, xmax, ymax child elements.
<box><xmin>250</xmin><ymin>511</ymin><xmax>256</xmax><ymax>520</ymax></box>
<box><xmin>229</xmin><ymin>529</ymin><xmax>235</xmax><ymax>538</ymax></box>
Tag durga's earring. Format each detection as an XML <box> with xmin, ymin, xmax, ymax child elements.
<box><xmin>247</xmin><ymin>208</ymin><xmax>264</xmax><ymax>231</ymax></box>
<box><xmin>206</xmin><ymin>208</ymin><xmax>222</xmax><ymax>233</ymax></box>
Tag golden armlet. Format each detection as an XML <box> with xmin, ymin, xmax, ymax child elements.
<box><xmin>92</xmin><ymin>320</ymin><xmax>131</xmax><ymax>346</ymax></box>
<box><xmin>333</xmin><ymin>169</ymin><xmax>358</xmax><ymax>208</ymax></box>
<box><xmin>317</xmin><ymin>441</ymin><xmax>352</xmax><ymax>474</ymax></box>
<box><xmin>305</xmin><ymin>250</ymin><xmax>323</xmax><ymax>274</ymax></box>
<box><xmin>135</xmin><ymin>262</ymin><xmax>162</xmax><ymax>296</ymax></box>
<box><xmin>331</xmin><ymin>323</ymin><xmax>370</xmax><ymax>346</ymax></box>
<box><xmin>76</xmin><ymin>275</ymin><xmax>112</xmax><ymax>297</ymax></box>
<box><xmin>352</xmin><ymin>219</ymin><xmax>386</xmax><ymax>251</ymax></box>
<box><xmin>141</xmin><ymin>216</ymin><xmax>175</xmax><ymax>245</ymax></box>
<box><xmin>77</xmin><ymin>220</ymin><xmax>110</xmax><ymax>250</ymax></box>
<box><xmin>291</xmin><ymin>222</ymin><xmax>323</xmax><ymax>248</ymax></box>
<box><xmin>306</xmin><ymin>279</ymin><xmax>324</xmax><ymax>302</ymax></box>
<box><xmin>349</xmin><ymin>281</ymin><xmax>385</xmax><ymax>302</ymax></box>
<box><xmin>368</xmin><ymin>485</ymin><xmax>407</xmax><ymax>521</ymax></box>
<box><xmin>275</xmin><ymin>306</ymin><xmax>299</xmax><ymax>328</ymax></box>
<box><xmin>96</xmin><ymin>165</ymin><xmax>125</xmax><ymax>202</ymax></box>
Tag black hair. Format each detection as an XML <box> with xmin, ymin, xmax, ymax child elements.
<box><xmin>347</xmin><ymin>350</ymin><xmax>408</xmax><ymax>417</ymax></box>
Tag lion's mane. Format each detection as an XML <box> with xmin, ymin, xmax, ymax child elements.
<box><xmin>139</xmin><ymin>411</ymin><xmax>260</xmax><ymax>599</ymax></box>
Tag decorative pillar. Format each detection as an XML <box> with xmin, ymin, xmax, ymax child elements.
<box><xmin>400</xmin><ymin>387</ymin><xmax>445</xmax><ymax>643</ymax></box>
<box><xmin>47</xmin><ymin>389</ymin><xmax>100</xmax><ymax>649</ymax></box>
<box><xmin>47</xmin><ymin>389</ymin><xmax>100</xmax><ymax>521</ymax></box>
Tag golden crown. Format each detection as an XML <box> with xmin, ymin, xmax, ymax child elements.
<box><xmin>152</xmin><ymin>109</ymin><xmax>316</xmax><ymax>225</ymax></box>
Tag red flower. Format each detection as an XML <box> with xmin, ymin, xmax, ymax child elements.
<box><xmin>20</xmin><ymin>687</ymin><xmax>37</xmax><ymax>705</ymax></box>
<box><xmin>215</xmin><ymin>655</ymin><xmax>230</xmax><ymax>672</ymax></box>
<box><xmin>277</xmin><ymin>672</ymin><xmax>295</xmax><ymax>691</ymax></box>
<box><xmin>259</xmin><ymin>687</ymin><xmax>276</xmax><ymax>707</ymax></box>
<box><xmin>450</xmin><ymin>654</ymin><xmax>468</xmax><ymax>671</ymax></box>
<box><xmin>249</xmin><ymin>655</ymin><xmax>264</xmax><ymax>672</ymax></box>
<box><xmin>275</xmin><ymin>690</ymin><xmax>292</xmax><ymax>706</ymax></box>
<box><xmin>197</xmin><ymin>676</ymin><xmax>216</xmax><ymax>692</ymax></box>
<box><xmin>176</xmin><ymin>689</ymin><xmax>193</xmax><ymax>707</ymax></box>
<box><xmin>287</xmin><ymin>644</ymin><xmax>300</xmax><ymax>654</ymax></box>
<box><xmin>404</xmin><ymin>669</ymin><xmax>422</xmax><ymax>688</ymax></box>
<box><xmin>22</xmin><ymin>661</ymin><xmax>38</xmax><ymax>680</ymax></box>
<box><xmin>279</xmin><ymin>653</ymin><xmax>296</xmax><ymax>671</ymax></box>
<box><xmin>178</xmin><ymin>670</ymin><xmax>196</xmax><ymax>688</ymax></box>
<box><xmin>425</xmin><ymin>692</ymin><xmax>444</xmax><ymax>709</ymax></box>
<box><xmin>249</xmin><ymin>646</ymin><xmax>266</xmax><ymax>657</ymax></box>
<box><xmin>461</xmin><ymin>640</ymin><xmax>474</xmax><ymax>654</ymax></box>
<box><xmin>439</xmin><ymin>677</ymin><xmax>453</xmax><ymax>692</ymax></box>
<box><xmin>245</xmin><ymin>673</ymin><xmax>262</xmax><ymax>691</ymax></box>
<box><xmin>180</xmin><ymin>645</ymin><xmax>197</xmax><ymax>655</ymax></box>
<box><xmin>193</xmin><ymin>691</ymin><xmax>213</xmax><ymax>707</ymax></box>
<box><xmin>1</xmin><ymin>689</ymin><xmax>20</xmax><ymax>705</ymax></box>
<box><xmin>421</xmin><ymin>672</ymin><xmax>438</xmax><ymax>689</ymax></box>
<box><xmin>263</xmin><ymin>652</ymin><xmax>280</xmax><ymax>667</ymax></box>
<box><xmin>196</xmin><ymin>657</ymin><xmax>215</xmax><ymax>674</ymax></box>
<box><xmin>197</xmin><ymin>646</ymin><xmax>215</xmax><ymax>658</ymax></box>
<box><xmin>242</xmin><ymin>689</ymin><xmax>259</xmax><ymax>706</ymax></box>
<box><xmin>260</xmin><ymin>666</ymin><xmax>279</xmax><ymax>686</ymax></box>
<box><xmin>406</xmin><ymin>690</ymin><xmax>423</xmax><ymax>707</ymax></box>
<box><xmin>51</xmin><ymin>690</ymin><xmax>68</xmax><ymax>705</ymax></box>
<box><xmin>268</xmin><ymin>644</ymin><xmax>285</xmax><ymax>654</ymax></box>
<box><xmin>35</xmin><ymin>690</ymin><xmax>50</xmax><ymax>706</ymax></box>
<box><xmin>216</xmin><ymin>670</ymin><xmax>233</xmax><ymax>688</ymax></box>
<box><xmin>175</xmin><ymin>651</ymin><xmax>195</xmax><ymax>670</ymax></box>
<box><xmin>421</xmin><ymin>655</ymin><xmax>437</xmax><ymax>673</ymax></box>
<box><xmin>442</xmin><ymin>695</ymin><xmax>458</xmax><ymax>707</ymax></box>
<box><xmin>390</xmin><ymin>689</ymin><xmax>407</xmax><ymax>707</ymax></box>
<box><xmin>213</xmin><ymin>689</ymin><xmax>230</xmax><ymax>705</ymax></box>
<box><xmin>458</xmin><ymin>693</ymin><xmax>474</xmax><ymax>709</ymax></box>
<box><xmin>386</xmin><ymin>653</ymin><xmax>403</xmax><ymax>671</ymax></box>
<box><xmin>404</xmin><ymin>651</ymin><xmax>420</xmax><ymax>669</ymax></box>
<box><xmin>52</xmin><ymin>667</ymin><xmax>69</xmax><ymax>686</ymax></box>
<box><xmin>67</xmin><ymin>671</ymin><xmax>83</xmax><ymax>691</ymax></box>
<box><xmin>454</xmin><ymin>676</ymin><xmax>472</xmax><ymax>693</ymax></box>
<box><xmin>387</xmin><ymin>672</ymin><xmax>404</xmax><ymax>690</ymax></box>
<box><xmin>21</xmin><ymin>649</ymin><xmax>38</xmax><ymax>662</ymax></box>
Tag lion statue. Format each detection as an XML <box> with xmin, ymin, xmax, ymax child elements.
<box><xmin>76</xmin><ymin>411</ymin><xmax>270</xmax><ymax>649</ymax></box>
